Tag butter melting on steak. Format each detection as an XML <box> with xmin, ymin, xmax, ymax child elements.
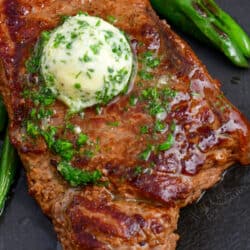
<box><xmin>0</xmin><ymin>0</ymin><xmax>250</xmax><ymax>249</ymax></box>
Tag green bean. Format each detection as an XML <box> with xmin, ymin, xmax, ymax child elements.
<box><xmin>151</xmin><ymin>0</ymin><xmax>250</xmax><ymax>67</ymax></box>
<box><xmin>0</xmin><ymin>130</ymin><xmax>18</xmax><ymax>215</ymax></box>
<box><xmin>0</xmin><ymin>97</ymin><xmax>7</xmax><ymax>132</ymax></box>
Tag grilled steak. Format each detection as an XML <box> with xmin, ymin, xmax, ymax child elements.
<box><xmin>0</xmin><ymin>0</ymin><xmax>250</xmax><ymax>249</ymax></box>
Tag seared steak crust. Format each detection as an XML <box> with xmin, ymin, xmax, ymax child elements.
<box><xmin>0</xmin><ymin>0</ymin><xmax>250</xmax><ymax>249</ymax></box>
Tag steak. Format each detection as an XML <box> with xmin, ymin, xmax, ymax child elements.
<box><xmin>0</xmin><ymin>0</ymin><xmax>250</xmax><ymax>249</ymax></box>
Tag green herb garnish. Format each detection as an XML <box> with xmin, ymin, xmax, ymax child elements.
<box><xmin>129</xmin><ymin>95</ymin><xmax>137</xmax><ymax>106</ymax></box>
<box><xmin>25</xmin><ymin>31</ymin><xmax>50</xmax><ymax>74</ymax></box>
<box><xmin>134</xmin><ymin>166</ymin><xmax>143</xmax><ymax>175</ymax></box>
<box><xmin>154</xmin><ymin>120</ymin><xmax>165</xmax><ymax>133</ymax></box>
<box><xmin>83</xmin><ymin>150</ymin><xmax>94</xmax><ymax>159</ymax></box>
<box><xmin>26</xmin><ymin>121</ymin><xmax>40</xmax><ymax>138</ymax></box>
<box><xmin>107</xmin><ymin>15</ymin><xmax>117</xmax><ymax>24</ymax></box>
<box><xmin>53</xmin><ymin>33</ymin><xmax>66</xmax><ymax>48</ymax></box>
<box><xmin>106</xmin><ymin>121</ymin><xmax>119</xmax><ymax>127</ymax></box>
<box><xmin>139</xmin><ymin>145</ymin><xmax>153</xmax><ymax>161</ymax></box>
<box><xmin>90</xmin><ymin>42</ymin><xmax>102</xmax><ymax>55</ymax></box>
<box><xmin>57</xmin><ymin>161</ymin><xmax>102</xmax><ymax>187</ymax></box>
<box><xmin>140</xmin><ymin>125</ymin><xmax>149</xmax><ymax>134</ymax></box>
<box><xmin>80</xmin><ymin>53</ymin><xmax>92</xmax><ymax>63</ymax></box>
<box><xmin>158</xmin><ymin>134</ymin><xmax>174</xmax><ymax>151</ymax></box>
<box><xmin>138</xmin><ymin>70</ymin><xmax>153</xmax><ymax>80</ymax></box>
<box><xmin>53</xmin><ymin>139</ymin><xmax>74</xmax><ymax>161</ymax></box>
<box><xmin>142</xmin><ymin>51</ymin><xmax>160</xmax><ymax>68</ymax></box>
<box><xmin>77</xmin><ymin>133</ymin><xmax>88</xmax><ymax>146</ymax></box>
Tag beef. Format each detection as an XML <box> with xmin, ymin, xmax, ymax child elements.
<box><xmin>0</xmin><ymin>0</ymin><xmax>250</xmax><ymax>249</ymax></box>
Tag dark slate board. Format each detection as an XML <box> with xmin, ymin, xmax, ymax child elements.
<box><xmin>0</xmin><ymin>1</ymin><xmax>250</xmax><ymax>249</ymax></box>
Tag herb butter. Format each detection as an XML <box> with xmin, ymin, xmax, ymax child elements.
<box><xmin>41</xmin><ymin>14</ymin><xmax>133</xmax><ymax>111</ymax></box>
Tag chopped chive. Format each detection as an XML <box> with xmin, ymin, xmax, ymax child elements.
<box><xmin>75</xmin><ymin>71</ymin><xmax>82</xmax><ymax>79</ymax></box>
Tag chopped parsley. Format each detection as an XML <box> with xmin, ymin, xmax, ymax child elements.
<box><xmin>30</xmin><ymin>109</ymin><xmax>37</xmax><ymax>119</ymax></box>
<box><xmin>107</xmin><ymin>15</ymin><xmax>117</xmax><ymax>24</ymax></box>
<box><xmin>129</xmin><ymin>95</ymin><xmax>138</xmax><ymax>106</ymax></box>
<box><xmin>95</xmin><ymin>19</ymin><xmax>101</xmax><ymax>26</ymax></box>
<box><xmin>90</xmin><ymin>42</ymin><xmax>102</xmax><ymax>55</ymax></box>
<box><xmin>134</xmin><ymin>166</ymin><xmax>143</xmax><ymax>175</ymax></box>
<box><xmin>77</xmin><ymin>133</ymin><xmax>88</xmax><ymax>146</ymax></box>
<box><xmin>80</xmin><ymin>53</ymin><xmax>92</xmax><ymax>63</ymax></box>
<box><xmin>137</xmin><ymin>50</ymin><xmax>160</xmax><ymax>85</ymax></box>
<box><xmin>40</xmin><ymin>126</ymin><xmax>57</xmax><ymax>148</ymax></box>
<box><xmin>77</xmin><ymin>10</ymin><xmax>88</xmax><ymax>16</ymax></box>
<box><xmin>148</xmin><ymin>102</ymin><xmax>165</xmax><ymax>116</ymax></box>
<box><xmin>142</xmin><ymin>51</ymin><xmax>160</xmax><ymax>68</ymax></box>
<box><xmin>140</xmin><ymin>125</ymin><xmax>149</xmax><ymax>134</ymax></box>
<box><xmin>26</xmin><ymin>121</ymin><xmax>40</xmax><ymax>138</ymax></box>
<box><xmin>74</xmin><ymin>83</ymin><xmax>81</xmax><ymax>90</ymax></box>
<box><xmin>60</xmin><ymin>15</ymin><xmax>70</xmax><ymax>24</ymax></box>
<box><xmin>65</xmin><ymin>123</ymin><xmax>75</xmax><ymax>132</ymax></box>
<box><xmin>158</xmin><ymin>134</ymin><xmax>174</xmax><ymax>151</ymax></box>
<box><xmin>139</xmin><ymin>87</ymin><xmax>176</xmax><ymax>117</ymax></box>
<box><xmin>77</xmin><ymin>20</ymin><xmax>89</xmax><ymax>28</ymax></box>
<box><xmin>36</xmin><ymin>108</ymin><xmax>53</xmax><ymax>119</ymax></box>
<box><xmin>83</xmin><ymin>150</ymin><xmax>94</xmax><ymax>159</ymax></box>
<box><xmin>70</xmin><ymin>32</ymin><xmax>78</xmax><ymax>40</ymax></box>
<box><xmin>39</xmin><ymin>126</ymin><xmax>74</xmax><ymax>161</ymax></box>
<box><xmin>25</xmin><ymin>31</ymin><xmax>50</xmax><ymax>74</ymax></box>
<box><xmin>22</xmin><ymin>86</ymin><xmax>56</xmax><ymax>109</ymax></box>
<box><xmin>104</xmin><ymin>30</ymin><xmax>114</xmax><ymax>41</ymax></box>
<box><xmin>139</xmin><ymin>145</ymin><xmax>153</xmax><ymax>161</ymax></box>
<box><xmin>95</xmin><ymin>105</ymin><xmax>102</xmax><ymax>115</ymax></box>
<box><xmin>138</xmin><ymin>70</ymin><xmax>153</xmax><ymax>80</ymax></box>
<box><xmin>57</xmin><ymin>161</ymin><xmax>102</xmax><ymax>187</ymax></box>
<box><xmin>162</xmin><ymin>88</ymin><xmax>177</xmax><ymax>99</ymax></box>
<box><xmin>154</xmin><ymin>120</ymin><xmax>165</xmax><ymax>133</ymax></box>
<box><xmin>96</xmin><ymin>67</ymin><xmax>129</xmax><ymax>105</ymax></box>
<box><xmin>170</xmin><ymin>122</ymin><xmax>176</xmax><ymax>132</ymax></box>
<box><xmin>112</xmin><ymin>43</ymin><xmax>123</xmax><ymax>57</ymax></box>
<box><xmin>53</xmin><ymin>33</ymin><xmax>66</xmax><ymax>48</ymax></box>
<box><xmin>106</xmin><ymin>121</ymin><xmax>119</xmax><ymax>127</ymax></box>
<box><xmin>53</xmin><ymin>139</ymin><xmax>74</xmax><ymax>161</ymax></box>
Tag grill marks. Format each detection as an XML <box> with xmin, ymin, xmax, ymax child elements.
<box><xmin>67</xmin><ymin>190</ymin><xmax>178</xmax><ymax>248</ymax></box>
<box><xmin>4</xmin><ymin>0</ymin><xmax>22</xmax><ymax>41</ymax></box>
<box><xmin>68</xmin><ymin>195</ymin><xmax>142</xmax><ymax>240</ymax></box>
<box><xmin>131</xmin><ymin>172</ymin><xmax>190</xmax><ymax>205</ymax></box>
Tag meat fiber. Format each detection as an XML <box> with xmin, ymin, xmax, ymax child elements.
<box><xmin>0</xmin><ymin>0</ymin><xmax>250</xmax><ymax>249</ymax></box>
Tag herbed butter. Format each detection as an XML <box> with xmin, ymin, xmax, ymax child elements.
<box><xmin>41</xmin><ymin>13</ymin><xmax>133</xmax><ymax>111</ymax></box>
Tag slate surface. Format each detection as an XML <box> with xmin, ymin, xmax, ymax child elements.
<box><xmin>0</xmin><ymin>0</ymin><xmax>249</xmax><ymax>249</ymax></box>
